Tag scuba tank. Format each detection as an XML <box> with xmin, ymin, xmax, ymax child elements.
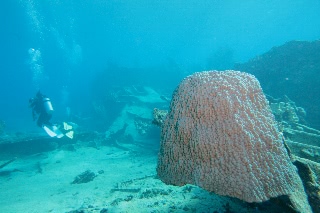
<box><xmin>42</xmin><ymin>97</ymin><xmax>54</xmax><ymax>114</ymax></box>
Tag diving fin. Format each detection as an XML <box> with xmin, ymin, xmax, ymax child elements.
<box><xmin>65</xmin><ymin>130</ymin><xmax>74</xmax><ymax>139</ymax></box>
<box><xmin>63</xmin><ymin>122</ymin><xmax>73</xmax><ymax>131</ymax></box>
<box><xmin>43</xmin><ymin>125</ymin><xmax>64</xmax><ymax>138</ymax></box>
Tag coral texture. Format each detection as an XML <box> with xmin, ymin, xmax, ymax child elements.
<box><xmin>157</xmin><ymin>70</ymin><xmax>306</xmax><ymax>203</ymax></box>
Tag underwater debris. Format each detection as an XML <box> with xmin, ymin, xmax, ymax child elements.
<box><xmin>66</xmin><ymin>208</ymin><xmax>102</xmax><ymax>213</ymax></box>
<box><xmin>293</xmin><ymin>157</ymin><xmax>320</xmax><ymax>213</ymax></box>
<box><xmin>104</xmin><ymin>103</ymin><xmax>161</xmax><ymax>147</ymax></box>
<box><xmin>0</xmin><ymin>135</ymin><xmax>58</xmax><ymax>159</ymax></box>
<box><xmin>0</xmin><ymin>131</ymin><xmax>100</xmax><ymax>159</ymax></box>
<box><xmin>160</xmin><ymin>95</ymin><xmax>170</xmax><ymax>102</ymax></box>
<box><xmin>0</xmin><ymin>157</ymin><xmax>17</xmax><ymax>169</ymax></box>
<box><xmin>134</xmin><ymin>120</ymin><xmax>148</xmax><ymax>135</ymax></box>
<box><xmin>285</xmin><ymin>124</ymin><xmax>320</xmax><ymax>147</ymax></box>
<box><xmin>71</xmin><ymin>170</ymin><xmax>97</xmax><ymax>184</ymax></box>
<box><xmin>139</xmin><ymin>188</ymin><xmax>172</xmax><ymax>199</ymax></box>
<box><xmin>268</xmin><ymin>95</ymin><xmax>320</xmax><ymax>148</ymax></box>
<box><xmin>110</xmin><ymin>197</ymin><xmax>124</xmax><ymax>206</ymax></box>
<box><xmin>103</xmin><ymin>123</ymin><xmax>133</xmax><ymax>150</ymax></box>
<box><xmin>93</xmin><ymin>85</ymin><xmax>167</xmax><ymax>149</ymax></box>
<box><xmin>92</xmin><ymin>85</ymin><xmax>166</xmax><ymax>129</ymax></box>
<box><xmin>110</xmin><ymin>188</ymin><xmax>141</xmax><ymax>193</ymax></box>
<box><xmin>111</xmin><ymin>175</ymin><xmax>155</xmax><ymax>194</ymax></box>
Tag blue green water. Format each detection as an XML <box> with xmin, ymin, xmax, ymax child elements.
<box><xmin>1</xmin><ymin>1</ymin><xmax>320</xmax><ymax>212</ymax></box>
<box><xmin>1</xmin><ymin>0</ymin><xmax>320</xmax><ymax>131</ymax></box>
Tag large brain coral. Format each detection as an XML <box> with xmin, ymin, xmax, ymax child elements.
<box><xmin>157</xmin><ymin>70</ymin><xmax>310</xmax><ymax>210</ymax></box>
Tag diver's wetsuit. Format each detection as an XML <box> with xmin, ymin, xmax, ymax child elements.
<box><xmin>29</xmin><ymin>91</ymin><xmax>74</xmax><ymax>139</ymax></box>
<box><xmin>29</xmin><ymin>91</ymin><xmax>52</xmax><ymax>127</ymax></box>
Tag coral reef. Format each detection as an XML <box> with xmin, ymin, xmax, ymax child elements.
<box><xmin>235</xmin><ymin>40</ymin><xmax>320</xmax><ymax>128</ymax></box>
<box><xmin>152</xmin><ymin>108</ymin><xmax>168</xmax><ymax>127</ymax></box>
<box><xmin>153</xmin><ymin>93</ymin><xmax>320</xmax><ymax>211</ymax></box>
<box><xmin>268</xmin><ymin>95</ymin><xmax>307</xmax><ymax>125</ymax></box>
<box><xmin>157</xmin><ymin>70</ymin><xmax>311</xmax><ymax>212</ymax></box>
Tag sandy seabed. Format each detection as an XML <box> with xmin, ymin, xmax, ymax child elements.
<box><xmin>0</xmin><ymin>142</ymin><xmax>263</xmax><ymax>213</ymax></box>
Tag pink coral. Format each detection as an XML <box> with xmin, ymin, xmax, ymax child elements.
<box><xmin>157</xmin><ymin>70</ymin><xmax>306</xmax><ymax>203</ymax></box>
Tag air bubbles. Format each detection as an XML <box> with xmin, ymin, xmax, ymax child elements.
<box><xmin>28</xmin><ymin>47</ymin><xmax>44</xmax><ymax>89</ymax></box>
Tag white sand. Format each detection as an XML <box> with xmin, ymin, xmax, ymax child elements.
<box><xmin>0</xmin><ymin>142</ymin><xmax>257</xmax><ymax>213</ymax></box>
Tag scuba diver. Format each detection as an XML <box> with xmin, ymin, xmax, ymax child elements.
<box><xmin>29</xmin><ymin>91</ymin><xmax>74</xmax><ymax>139</ymax></box>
